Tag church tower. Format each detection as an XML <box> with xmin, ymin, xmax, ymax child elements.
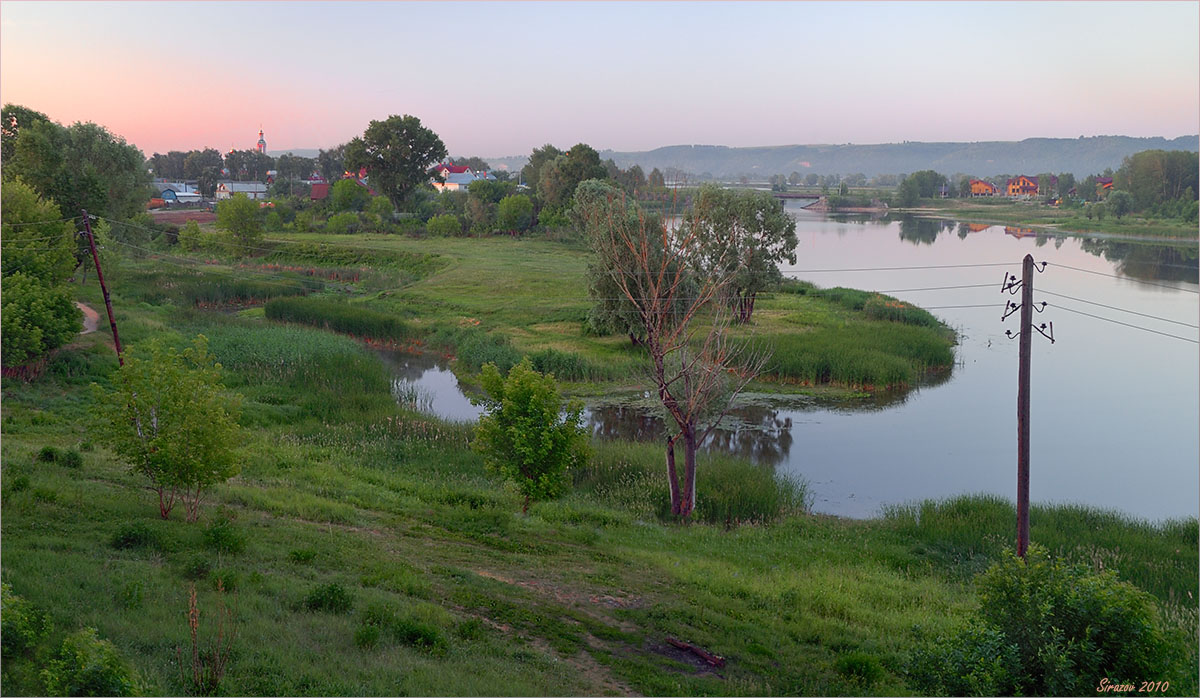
<box><xmin>257</xmin><ymin>128</ymin><xmax>266</xmax><ymax>154</ymax></box>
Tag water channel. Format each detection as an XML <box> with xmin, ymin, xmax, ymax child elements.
<box><xmin>381</xmin><ymin>208</ymin><xmax>1199</xmax><ymax>522</ymax></box>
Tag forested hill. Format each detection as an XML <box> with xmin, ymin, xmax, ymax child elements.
<box><xmin>584</xmin><ymin>136</ymin><xmax>1199</xmax><ymax>179</ymax></box>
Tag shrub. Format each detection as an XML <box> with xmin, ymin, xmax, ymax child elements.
<box><xmin>907</xmin><ymin>546</ymin><xmax>1176</xmax><ymax>696</ymax></box>
<box><xmin>1</xmin><ymin>583</ymin><xmax>52</xmax><ymax>658</ymax></box>
<box><xmin>474</xmin><ymin>359</ymin><xmax>590</xmax><ymax>513</ymax></box>
<box><xmin>325</xmin><ymin>211</ymin><xmax>361</xmax><ymax>235</ymax></box>
<box><xmin>177</xmin><ymin>220</ymin><xmax>203</xmax><ymax>251</ymax></box>
<box><xmin>41</xmin><ymin>628</ymin><xmax>141</xmax><ymax>697</ymax></box>
<box><xmin>426</xmin><ymin>213</ymin><xmax>462</xmax><ymax>237</ymax></box>
<box><xmin>9</xmin><ymin>474</ymin><xmax>31</xmax><ymax>492</ymax></box>
<box><xmin>61</xmin><ymin>449</ymin><xmax>83</xmax><ymax>469</ymax></box>
<box><xmin>36</xmin><ymin>446</ymin><xmax>60</xmax><ymax>462</ymax></box>
<box><xmin>834</xmin><ymin>652</ymin><xmax>885</xmax><ymax>686</ymax></box>
<box><xmin>183</xmin><ymin>554</ymin><xmax>212</xmax><ymax>580</ymax></box>
<box><xmin>91</xmin><ymin>335</ymin><xmax>242</xmax><ymax>521</ymax></box>
<box><xmin>304</xmin><ymin>582</ymin><xmax>353</xmax><ymax>613</ymax></box>
<box><xmin>289</xmin><ymin>549</ymin><xmax>317</xmax><ymax>564</ymax></box>
<box><xmin>203</xmin><ymin>518</ymin><xmax>246</xmax><ymax>555</ymax></box>
<box><xmin>357</xmin><ymin>603</ymin><xmax>447</xmax><ymax>653</ymax></box>
<box><xmin>110</xmin><ymin>521</ymin><xmax>162</xmax><ymax>550</ymax></box>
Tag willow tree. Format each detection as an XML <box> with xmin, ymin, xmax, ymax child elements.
<box><xmin>576</xmin><ymin>183</ymin><xmax>765</xmax><ymax>518</ymax></box>
<box><xmin>689</xmin><ymin>184</ymin><xmax>797</xmax><ymax>323</ymax></box>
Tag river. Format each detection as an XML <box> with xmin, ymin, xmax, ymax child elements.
<box><xmin>381</xmin><ymin>208</ymin><xmax>1199</xmax><ymax>522</ymax></box>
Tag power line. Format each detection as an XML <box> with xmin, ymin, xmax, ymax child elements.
<box><xmin>1</xmin><ymin>216</ymin><xmax>79</xmax><ymax>228</ymax></box>
<box><xmin>1048</xmin><ymin>262</ymin><xmax>1199</xmax><ymax>294</ymax></box>
<box><xmin>877</xmin><ymin>283</ymin><xmax>996</xmax><ymax>293</ymax></box>
<box><xmin>789</xmin><ymin>262</ymin><xmax>1015</xmax><ymax>272</ymax></box>
<box><xmin>1048</xmin><ymin>302</ymin><xmax>1199</xmax><ymax>344</ymax></box>
<box><xmin>1039</xmin><ymin>289</ymin><xmax>1199</xmax><ymax>329</ymax></box>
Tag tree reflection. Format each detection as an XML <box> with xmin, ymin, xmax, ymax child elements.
<box><xmin>1079</xmin><ymin>239</ymin><xmax>1199</xmax><ymax>284</ymax></box>
<box><xmin>898</xmin><ymin>215</ymin><xmax>953</xmax><ymax>245</ymax></box>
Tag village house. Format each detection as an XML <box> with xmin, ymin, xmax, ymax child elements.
<box><xmin>1006</xmin><ymin>175</ymin><xmax>1039</xmax><ymax>198</ymax></box>
<box><xmin>430</xmin><ymin>162</ymin><xmax>497</xmax><ymax>193</ymax></box>
<box><xmin>969</xmin><ymin>179</ymin><xmax>998</xmax><ymax>196</ymax></box>
<box><xmin>215</xmin><ymin>181</ymin><xmax>268</xmax><ymax>200</ymax></box>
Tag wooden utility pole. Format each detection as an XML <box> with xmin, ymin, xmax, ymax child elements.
<box><xmin>1016</xmin><ymin>254</ymin><xmax>1033</xmax><ymax>558</ymax></box>
<box><xmin>81</xmin><ymin>210</ymin><xmax>123</xmax><ymax>365</ymax></box>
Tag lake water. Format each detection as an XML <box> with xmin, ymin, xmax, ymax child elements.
<box><xmin>382</xmin><ymin>209</ymin><xmax>1199</xmax><ymax>522</ymax></box>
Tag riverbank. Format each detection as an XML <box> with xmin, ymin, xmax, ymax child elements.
<box><xmin>899</xmin><ymin>198</ymin><xmax>1199</xmax><ymax>240</ymax></box>
<box><xmin>2</xmin><ymin>291</ymin><xmax>1196</xmax><ymax>695</ymax></box>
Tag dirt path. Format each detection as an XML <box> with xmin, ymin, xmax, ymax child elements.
<box><xmin>76</xmin><ymin>302</ymin><xmax>99</xmax><ymax>334</ymax></box>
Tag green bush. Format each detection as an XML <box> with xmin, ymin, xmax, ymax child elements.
<box><xmin>183</xmin><ymin>554</ymin><xmax>212</xmax><ymax>580</ymax></box>
<box><xmin>426</xmin><ymin>213</ymin><xmax>462</xmax><ymax>237</ymax></box>
<box><xmin>36</xmin><ymin>446</ymin><xmax>60</xmax><ymax>463</ymax></box>
<box><xmin>41</xmin><ymin>628</ymin><xmax>141</xmax><ymax>697</ymax></box>
<box><xmin>358</xmin><ymin>603</ymin><xmax>447</xmax><ymax>653</ymax></box>
<box><xmin>110</xmin><ymin>521</ymin><xmax>163</xmax><ymax>550</ymax></box>
<box><xmin>907</xmin><ymin>546</ymin><xmax>1177</xmax><ymax>696</ymax></box>
<box><xmin>203</xmin><ymin>518</ymin><xmax>246</xmax><ymax>555</ymax></box>
<box><xmin>289</xmin><ymin>548</ymin><xmax>317</xmax><ymax>564</ymax></box>
<box><xmin>325</xmin><ymin>211</ymin><xmax>361</xmax><ymax>235</ymax></box>
<box><xmin>1</xmin><ymin>583</ymin><xmax>52</xmax><ymax>658</ymax></box>
<box><xmin>305</xmin><ymin>582</ymin><xmax>353</xmax><ymax>614</ymax></box>
<box><xmin>61</xmin><ymin>449</ymin><xmax>83</xmax><ymax>469</ymax></box>
<box><xmin>474</xmin><ymin>359</ymin><xmax>590</xmax><ymax>513</ymax></box>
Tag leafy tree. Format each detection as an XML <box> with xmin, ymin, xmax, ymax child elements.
<box><xmin>329</xmin><ymin>178</ymin><xmax>370</xmax><ymax>212</ymax></box>
<box><xmin>468</xmin><ymin>179</ymin><xmax>516</xmax><ymax>205</ymax></box>
<box><xmin>689</xmin><ymin>184</ymin><xmax>798</xmax><ymax>322</ymax></box>
<box><xmin>177</xmin><ymin>220</ymin><xmax>203</xmax><ymax>251</ymax></box>
<box><xmin>537</xmin><ymin>143</ymin><xmax>608</xmax><ymax>211</ymax></box>
<box><xmin>5</xmin><ymin>115</ymin><xmax>147</xmax><ymax>221</ymax></box>
<box><xmin>344</xmin><ymin>114</ymin><xmax>447</xmax><ymax>209</ymax></box>
<box><xmin>905</xmin><ymin>170</ymin><xmax>947</xmax><ymax>199</ymax></box>
<box><xmin>464</xmin><ymin>196</ymin><xmax>495</xmax><ymax>234</ymax></box>
<box><xmin>1</xmin><ymin>179</ymin><xmax>81</xmax><ymax>368</ymax></box>
<box><xmin>1107</xmin><ymin>190</ymin><xmax>1134</xmax><ymax>219</ymax></box>
<box><xmin>897</xmin><ymin>177</ymin><xmax>921</xmax><ymax>207</ymax></box>
<box><xmin>1116</xmin><ymin>149</ymin><xmax>1200</xmax><ymax>210</ymax></box>
<box><xmin>1056</xmin><ymin>172</ymin><xmax>1076</xmax><ymax>200</ymax></box>
<box><xmin>617</xmin><ymin>164</ymin><xmax>646</xmax><ymax>192</ymax></box>
<box><xmin>366</xmin><ymin>195</ymin><xmax>394</xmax><ymax>221</ymax></box>
<box><xmin>958</xmin><ymin>176</ymin><xmax>972</xmax><ymax>198</ymax></box>
<box><xmin>648</xmin><ymin>167</ymin><xmax>666</xmax><ymax>189</ymax></box>
<box><xmin>449</xmin><ymin>155</ymin><xmax>490</xmax><ymax>172</ymax></box>
<box><xmin>803</xmin><ymin>173</ymin><xmax>819</xmax><ymax>187</ymax></box>
<box><xmin>496</xmin><ymin>194</ymin><xmax>533</xmax><ymax>232</ymax></box>
<box><xmin>520</xmin><ymin>144</ymin><xmax>563</xmax><ymax>193</ymax></box>
<box><xmin>473</xmin><ymin>359</ymin><xmax>589</xmax><ymax>513</ymax></box>
<box><xmin>317</xmin><ymin>143</ymin><xmax>347</xmax><ymax>183</ymax></box>
<box><xmin>1</xmin><ymin>103</ymin><xmax>49</xmax><ymax>169</ymax></box>
<box><xmin>215</xmin><ymin>193</ymin><xmax>262</xmax><ymax>252</ymax></box>
<box><xmin>577</xmin><ymin>182</ymin><xmax>764</xmax><ymax>517</ymax></box>
<box><xmin>91</xmin><ymin>335</ymin><xmax>242</xmax><ymax>521</ymax></box>
<box><xmin>184</xmin><ymin>148</ymin><xmax>224</xmax><ymax>197</ymax></box>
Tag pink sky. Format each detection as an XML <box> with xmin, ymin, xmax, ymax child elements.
<box><xmin>2</xmin><ymin>2</ymin><xmax>1197</xmax><ymax>158</ymax></box>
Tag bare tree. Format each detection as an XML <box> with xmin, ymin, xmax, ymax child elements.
<box><xmin>576</xmin><ymin>182</ymin><xmax>766</xmax><ymax>518</ymax></box>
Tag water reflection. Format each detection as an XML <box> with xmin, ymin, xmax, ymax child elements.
<box><xmin>898</xmin><ymin>215</ymin><xmax>955</xmax><ymax>245</ymax></box>
<box><xmin>1080</xmin><ymin>238</ymin><xmax>1200</xmax><ymax>284</ymax></box>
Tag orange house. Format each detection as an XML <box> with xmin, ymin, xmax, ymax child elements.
<box><xmin>969</xmin><ymin>179</ymin><xmax>998</xmax><ymax>196</ymax></box>
<box><xmin>1006</xmin><ymin>175</ymin><xmax>1039</xmax><ymax>197</ymax></box>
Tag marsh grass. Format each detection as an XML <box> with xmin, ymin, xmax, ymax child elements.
<box><xmin>264</xmin><ymin>297</ymin><xmax>414</xmax><ymax>342</ymax></box>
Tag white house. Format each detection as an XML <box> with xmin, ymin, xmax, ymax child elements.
<box><xmin>153</xmin><ymin>180</ymin><xmax>204</xmax><ymax>204</ymax></box>
<box><xmin>430</xmin><ymin>163</ymin><xmax>498</xmax><ymax>193</ymax></box>
<box><xmin>215</xmin><ymin>181</ymin><xmax>268</xmax><ymax>200</ymax></box>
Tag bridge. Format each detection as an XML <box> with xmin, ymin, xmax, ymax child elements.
<box><xmin>772</xmin><ymin>192</ymin><xmax>826</xmax><ymax>209</ymax></box>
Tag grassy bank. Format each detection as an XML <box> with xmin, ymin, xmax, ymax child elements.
<box><xmin>2</xmin><ymin>230</ymin><xmax>1193</xmax><ymax>696</ymax></box>
<box><xmin>3</xmin><ymin>301</ymin><xmax>1196</xmax><ymax>695</ymax></box>
<box><xmin>913</xmin><ymin>198</ymin><xmax>1199</xmax><ymax>239</ymax></box>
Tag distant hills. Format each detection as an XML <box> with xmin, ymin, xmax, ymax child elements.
<box><xmin>490</xmin><ymin>136</ymin><xmax>1199</xmax><ymax>180</ymax></box>
<box><xmin>277</xmin><ymin>136</ymin><xmax>1198</xmax><ymax>181</ymax></box>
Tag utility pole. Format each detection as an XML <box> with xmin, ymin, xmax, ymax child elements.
<box><xmin>1002</xmin><ymin>254</ymin><xmax>1053</xmax><ymax>558</ymax></box>
<box><xmin>81</xmin><ymin>210</ymin><xmax>123</xmax><ymax>366</ymax></box>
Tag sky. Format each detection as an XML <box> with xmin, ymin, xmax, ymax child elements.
<box><xmin>1</xmin><ymin>1</ymin><xmax>1197</xmax><ymax>159</ymax></box>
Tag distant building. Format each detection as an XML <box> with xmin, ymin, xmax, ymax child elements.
<box><xmin>257</xmin><ymin>129</ymin><xmax>266</xmax><ymax>154</ymax></box>
<box><xmin>429</xmin><ymin>161</ymin><xmax>497</xmax><ymax>192</ymax></box>
<box><xmin>969</xmin><ymin>179</ymin><xmax>998</xmax><ymax>197</ymax></box>
<box><xmin>1095</xmin><ymin>177</ymin><xmax>1114</xmax><ymax>197</ymax></box>
<box><xmin>153</xmin><ymin>180</ymin><xmax>203</xmax><ymax>204</ymax></box>
<box><xmin>215</xmin><ymin>181</ymin><xmax>268</xmax><ymax>200</ymax></box>
<box><xmin>1006</xmin><ymin>175</ymin><xmax>1039</xmax><ymax>198</ymax></box>
<box><xmin>310</xmin><ymin>182</ymin><xmax>330</xmax><ymax>201</ymax></box>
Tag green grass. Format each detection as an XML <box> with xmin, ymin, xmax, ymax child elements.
<box><xmin>921</xmin><ymin>198</ymin><xmax>1199</xmax><ymax>239</ymax></box>
<box><xmin>264</xmin><ymin>296</ymin><xmax>415</xmax><ymax>344</ymax></box>
<box><xmin>1</xmin><ymin>230</ymin><xmax>1193</xmax><ymax>696</ymax></box>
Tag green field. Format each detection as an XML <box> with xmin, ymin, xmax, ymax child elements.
<box><xmin>2</xmin><ymin>231</ymin><xmax>1196</xmax><ymax>696</ymax></box>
